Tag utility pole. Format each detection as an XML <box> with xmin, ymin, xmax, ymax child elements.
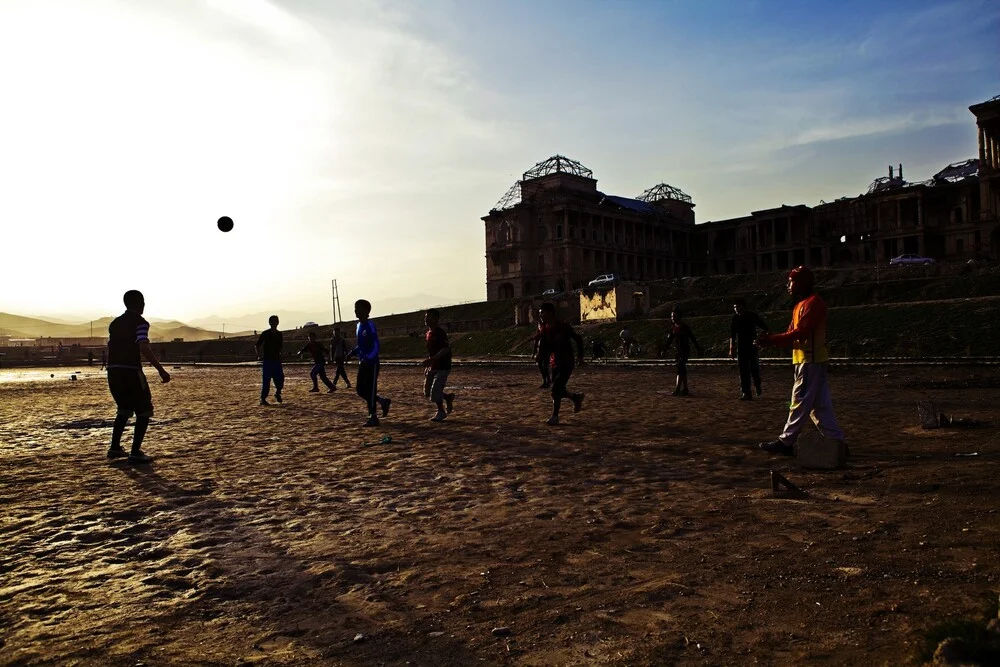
<box><xmin>331</xmin><ymin>279</ymin><xmax>342</xmax><ymax>324</ymax></box>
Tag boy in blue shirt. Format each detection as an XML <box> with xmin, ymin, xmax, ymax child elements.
<box><xmin>347</xmin><ymin>299</ymin><xmax>391</xmax><ymax>426</ymax></box>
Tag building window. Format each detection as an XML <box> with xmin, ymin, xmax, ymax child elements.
<box><xmin>956</xmin><ymin>238</ymin><xmax>964</xmax><ymax>254</ymax></box>
<box><xmin>954</xmin><ymin>207</ymin><xmax>964</xmax><ymax>224</ymax></box>
<box><xmin>538</xmin><ymin>254</ymin><xmax>545</xmax><ymax>271</ymax></box>
<box><xmin>556</xmin><ymin>225</ymin><xmax>563</xmax><ymax>239</ymax></box>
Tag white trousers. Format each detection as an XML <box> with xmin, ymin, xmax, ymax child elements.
<box><xmin>779</xmin><ymin>363</ymin><xmax>845</xmax><ymax>445</ymax></box>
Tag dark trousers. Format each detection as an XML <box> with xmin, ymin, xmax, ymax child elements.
<box><xmin>551</xmin><ymin>364</ymin><xmax>573</xmax><ymax>401</ymax></box>
<box><xmin>675</xmin><ymin>357</ymin><xmax>688</xmax><ymax>382</ymax></box>
<box><xmin>356</xmin><ymin>360</ymin><xmax>381</xmax><ymax>416</ymax></box>
<box><xmin>333</xmin><ymin>358</ymin><xmax>350</xmax><ymax>385</ymax></box>
<box><xmin>537</xmin><ymin>357</ymin><xmax>550</xmax><ymax>385</ymax></box>
<box><xmin>261</xmin><ymin>360</ymin><xmax>284</xmax><ymax>399</ymax></box>
<box><xmin>737</xmin><ymin>347</ymin><xmax>762</xmax><ymax>395</ymax></box>
<box><xmin>310</xmin><ymin>362</ymin><xmax>334</xmax><ymax>389</ymax></box>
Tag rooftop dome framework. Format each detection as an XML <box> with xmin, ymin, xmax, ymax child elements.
<box><xmin>522</xmin><ymin>154</ymin><xmax>593</xmax><ymax>180</ymax></box>
<box><xmin>636</xmin><ymin>182</ymin><xmax>692</xmax><ymax>205</ymax></box>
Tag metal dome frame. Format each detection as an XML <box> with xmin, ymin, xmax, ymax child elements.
<box><xmin>636</xmin><ymin>182</ymin><xmax>692</xmax><ymax>205</ymax></box>
<box><xmin>522</xmin><ymin>155</ymin><xmax>593</xmax><ymax>180</ymax></box>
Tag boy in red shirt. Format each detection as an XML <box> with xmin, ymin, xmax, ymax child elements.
<box><xmin>422</xmin><ymin>309</ymin><xmax>455</xmax><ymax>421</ymax></box>
<box><xmin>757</xmin><ymin>266</ymin><xmax>846</xmax><ymax>456</ymax></box>
<box><xmin>536</xmin><ymin>302</ymin><xmax>585</xmax><ymax>425</ymax></box>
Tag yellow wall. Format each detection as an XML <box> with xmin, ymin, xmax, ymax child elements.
<box><xmin>580</xmin><ymin>289</ymin><xmax>617</xmax><ymax>322</ymax></box>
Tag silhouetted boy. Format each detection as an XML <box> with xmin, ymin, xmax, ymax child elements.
<box><xmin>106</xmin><ymin>290</ymin><xmax>170</xmax><ymax>464</ymax></box>
<box><xmin>348</xmin><ymin>299</ymin><xmax>391</xmax><ymax>426</ymax></box>
<box><xmin>331</xmin><ymin>327</ymin><xmax>351</xmax><ymax>388</ymax></box>
<box><xmin>423</xmin><ymin>309</ymin><xmax>456</xmax><ymax>421</ymax></box>
<box><xmin>730</xmin><ymin>297</ymin><xmax>769</xmax><ymax>400</ymax></box>
<box><xmin>663</xmin><ymin>307</ymin><xmax>703</xmax><ymax>396</ymax></box>
<box><xmin>299</xmin><ymin>331</ymin><xmax>335</xmax><ymax>392</ymax></box>
<box><xmin>536</xmin><ymin>302</ymin><xmax>585</xmax><ymax>425</ymax></box>
<box><xmin>255</xmin><ymin>315</ymin><xmax>283</xmax><ymax>405</ymax></box>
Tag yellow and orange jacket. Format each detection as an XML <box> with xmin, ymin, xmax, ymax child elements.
<box><xmin>768</xmin><ymin>293</ymin><xmax>829</xmax><ymax>364</ymax></box>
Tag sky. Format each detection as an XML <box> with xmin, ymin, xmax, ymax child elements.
<box><xmin>1</xmin><ymin>0</ymin><xmax>997</xmax><ymax>326</ymax></box>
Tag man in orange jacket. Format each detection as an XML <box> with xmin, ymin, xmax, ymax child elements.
<box><xmin>756</xmin><ymin>266</ymin><xmax>846</xmax><ymax>456</ymax></box>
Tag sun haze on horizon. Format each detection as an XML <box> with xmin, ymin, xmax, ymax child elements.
<box><xmin>1</xmin><ymin>0</ymin><xmax>996</xmax><ymax>324</ymax></box>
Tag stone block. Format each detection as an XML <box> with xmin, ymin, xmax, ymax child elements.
<box><xmin>795</xmin><ymin>432</ymin><xmax>848</xmax><ymax>469</ymax></box>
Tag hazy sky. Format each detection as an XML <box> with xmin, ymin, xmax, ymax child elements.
<box><xmin>1</xmin><ymin>0</ymin><xmax>997</xmax><ymax>324</ymax></box>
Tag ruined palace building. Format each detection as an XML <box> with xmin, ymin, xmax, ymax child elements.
<box><xmin>483</xmin><ymin>95</ymin><xmax>1000</xmax><ymax>301</ymax></box>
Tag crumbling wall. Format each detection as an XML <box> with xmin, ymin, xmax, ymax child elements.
<box><xmin>580</xmin><ymin>289</ymin><xmax>616</xmax><ymax>322</ymax></box>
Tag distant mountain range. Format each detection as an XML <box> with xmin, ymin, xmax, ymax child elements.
<box><xmin>0</xmin><ymin>313</ymin><xmax>250</xmax><ymax>342</ymax></box>
<box><xmin>1</xmin><ymin>294</ymin><xmax>454</xmax><ymax>343</ymax></box>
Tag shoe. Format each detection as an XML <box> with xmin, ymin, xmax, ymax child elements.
<box><xmin>309</xmin><ymin>387</ymin><xmax>320</xmax><ymax>393</ymax></box>
<box><xmin>364</xmin><ymin>416</ymin><xmax>380</xmax><ymax>427</ymax></box>
<box><xmin>671</xmin><ymin>388</ymin><xmax>681</xmax><ymax>396</ymax></box>
<box><xmin>546</xmin><ymin>415</ymin><xmax>559</xmax><ymax>426</ymax></box>
<box><xmin>755</xmin><ymin>385</ymin><xmax>762</xmax><ymax>396</ymax></box>
<box><xmin>758</xmin><ymin>440</ymin><xmax>794</xmax><ymax>456</ymax></box>
<box><xmin>346</xmin><ymin>384</ymin><xmax>352</xmax><ymax>389</ymax></box>
<box><xmin>430</xmin><ymin>410</ymin><xmax>446</xmax><ymax>422</ymax></box>
<box><xmin>739</xmin><ymin>394</ymin><xmax>752</xmax><ymax>401</ymax></box>
<box><xmin>680</xmin><ymin>388</ymin><xmax>690</xmax><ymax>396</ymax></box>
<box><xmin>128</xmin><ymin>450</ymin><xmax>154</xmax><ymax>464</ymax></box>
<box><xmin>260</xmin><ymin>399</ymin><xmax>269</xmax><ymax>406</ymax></box>
<box><xmin>572</xmin><ymin>393</ymin><xmax>584</xmax><ymax>413</ymax></box>
<box><xmin>275</xmin><ymin>392</ymin><xmax>282</xmax><ymax>403</ymax></box>
<box><xmin>107</xmin><ymin>446</ymin><xmax>128</xmax><ymax>460</ymax></box>
<box><xmin>328</xmin><ymin>386</ymin><xmax>336</xmax><ymax>393</ymax></box>
<box><xmin>381</xmin><ymin>398</ymin><xmax>391</xmax><ymax>418</ymax></box>
<box><xmin>445</xmin><ymin>394</ymin><xmax>454</xmax><ymax>414</ymax></box>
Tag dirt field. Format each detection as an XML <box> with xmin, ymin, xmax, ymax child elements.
<box><xmin>1</xmin><ymin>362</ymin><xmax>999</xmax><ymax>666</ymax></box>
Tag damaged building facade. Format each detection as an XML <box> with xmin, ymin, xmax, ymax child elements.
<box><xmin>484</xmin><ymin>96</ymin><xmax>1000</xmax><ymax>300</ymax></box>
<box><xmin>483</xmin><ymin>155</ymin><xmax>701</xmax><ymax>301</ymax></box>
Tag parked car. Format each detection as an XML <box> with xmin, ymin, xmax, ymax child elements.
<box><xmin>888</xmin><ymin>254</ymin><xmax>935</xmax><ymax>266</ymax></box>
<box><xmin>541</xmin><ymin>288</ymin><xmax>559</xmax><ymax>295</ymax></box>
<box><xmin>588</xmin><ymin>273</ymin><xmax>619</xmax><ymax>288</ymax></box>
<box><xmin>303</xmin><ymin>321</ymin><xmax>319</xmax><ymax>328</ymax></box>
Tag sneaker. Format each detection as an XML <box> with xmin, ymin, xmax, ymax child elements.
<box><xmin>671</xmin><ymin>388</ymin><xmax>682</xmax><ymax>396</ymax></box>
<box><xmin>364</xmin><ymin>416</ymin><xmax>380</xmax><ymax>427</ymax></box>
<box><xmin>381</xmin><ymin>398</ymin><xmax>392</xmax><ymax>418</ymax></box>
<box><xmin>260</xmin><ymin>399</ymin><xmax>269</xmax><ymax>406</ymax></box>
<box><xmin>107</xmin><ymin>446</ymin><xmax>128</xmax><ymax>460</ymax></box>
<box><xmin>309</xmin><ymin>387</ymin><xmax>320</xmax><ymax>393</ymax></box>
<box><xmin>430</xmin><ymin>410</ymin><xmax>447</xmax><ymax>422</ymax></box>
<box><xmin>445</xmin><ymin>394</ymin><xmax>454</xmax><ymax>414</ymax></box>
<box><xmin>755</xmin><ymin>385</ymin><xmax>762</xmax><ymax>396</ymax></box>
<box><xmin>572</xmin><ymin>393</ymin><xmax>584</xmax><ymax>413</ymax></box>
<box><xmin>275</xmin><ymin>392</ymin><xmax>282</xmax><ymax>403</ymax></box>
<box><xmin>739</xmin><ymin>394</ymin><xmax>752</xmax><ymax>401</ymax></box>
<box><xmin>327</xmin><ymin>387</ymin><xmax>336</xmax><ymax>393</ymax></box>
<box><xmin>758</xmin><ymin>440</ymin><xmax>794</xmax><ymax>456</ymax></box>
<box><xmin>128</xmin><ymin>450</ymin><xmax>154</xmax><ymax>464</ymax></box>
<box><xmin>546</xmin><ymin>415</ymin><xmax>559</xmax><ymax>426</ymax></box>
<box><xmin>680</xmin><ymin>388</ymin><xmax>690</xmax><ymax>396</ymax></box>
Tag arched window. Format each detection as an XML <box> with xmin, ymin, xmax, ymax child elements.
<box><xmin>498</xmin><ymin>221</ymin><xmax>510</xmax><ymax>244</ymax></box>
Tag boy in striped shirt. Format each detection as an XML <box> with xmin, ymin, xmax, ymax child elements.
<box><xmin>348</xmin><ymin>299</ymin><xmax>391</xmax><ymax>427</ymax></box>
<box><xmin>106</xmin><ymin>290</ymin><xmax>170</xmax><ymax>464</ymax></box>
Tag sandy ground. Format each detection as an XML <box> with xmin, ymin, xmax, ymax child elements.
<box><xmin>1</xmin><ymin>362</ymin><xmax>999</xmax><ymax>666</ymax></box>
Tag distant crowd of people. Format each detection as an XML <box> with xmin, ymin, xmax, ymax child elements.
<box><xmin>101</xmin><ymin>266</ymin><xmax>846</xmax><ymax>463</ymax></box>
